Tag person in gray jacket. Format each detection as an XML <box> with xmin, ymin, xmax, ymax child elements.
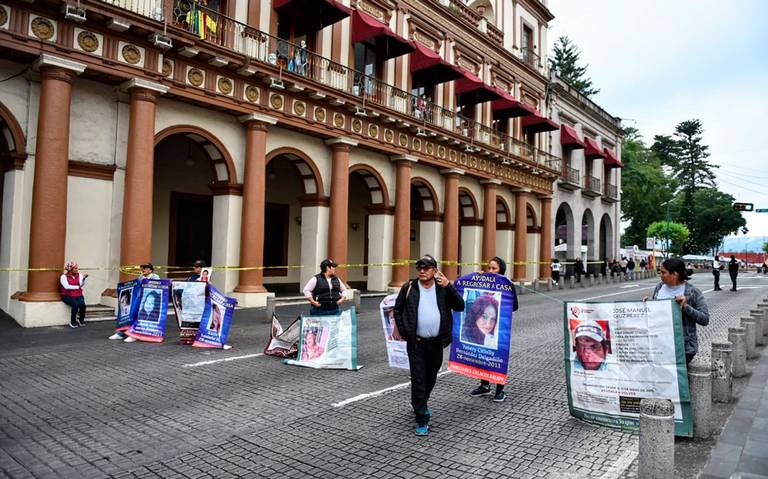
<box><xmin>650</xmin><ymin>257</ymin><xmax>709</xmax><ymax>364</ymax></box>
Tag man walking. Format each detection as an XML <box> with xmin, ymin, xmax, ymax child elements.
<box><xmin>712</xmin><ymin>256</ymin><xmax>722</xmax><ymax>291</ymax></box>
<box><xmin>393</xmin><ymin>255</ymin><xmax>464</xmax><ymax>436</ymax></box>
<box><xmin>728</xmin><ymin>255</ymin><xmax>739</xmax><ymax>291</ymax></box>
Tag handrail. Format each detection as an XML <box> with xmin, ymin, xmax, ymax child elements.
<box><xmin>584</xmin><ymin>175</ymin><xmax>601</xmax><ymax>193</ymax></box>
<box><xmin>168</xmin><ymin>0</ymin><xmax>557</xmax><ymax>172</ymax></box>
<box><xmin>605</xmin><ymin>183</ymin><xmax>618</xmax><ymax>198</ymax></box>
<box><xmin>101</xmin><ymin>0</ymin><xmax>164</xmax><ymax>20</ymax></box>
<box><xmin>563</xmin><ymin>166</ymin><xmax>580</xmax><ymax>185</ymax></box>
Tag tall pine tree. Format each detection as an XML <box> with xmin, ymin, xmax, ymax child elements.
<box><xmin>549</xmin><ymin>36</ymin><xmax>599</xmax><ymax>98</ymax></box>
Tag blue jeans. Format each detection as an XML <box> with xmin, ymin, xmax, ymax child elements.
<box><xmin>309</xmin><ymin>306</ymin><xmax>340</xmax><ymax>316</ymax></box>
<box><xmin>62</xmin><ymin>296</ymin><xmax>86</xmax><ymax>325</ymax></box>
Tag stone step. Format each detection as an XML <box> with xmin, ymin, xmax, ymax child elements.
<box><xmin>85</xmin><ymin>305</ymin><xmax>115</xmax><ymax>318</ymax></box>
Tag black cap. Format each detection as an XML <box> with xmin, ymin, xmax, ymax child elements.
<box><xmin>140</xmin><ymin>263</ymin><xmax>154</xmax><ymax>271</ymax></box>
<box><xmin>415</xmin><ymin>255</ymin><xmax>438</xmax><ymax>269</ymax></box>
<box><xmin>193</xmin><ymin>260</ymin><xmax>206</xmax><ymax>267</ymax></box>
<box><xmin>320</xmin><ymin>259</ymin><xmax>338</xmax><ymax>270</ymax></box>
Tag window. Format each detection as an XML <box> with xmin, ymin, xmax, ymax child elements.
<box><xmin>410</xmin><ymin>79</ymin><xmax>435</xmax><ymax>122</ymax></box>
<box><xmin>522</xmin><ymin>25</ymin><xmax>534</xmax><ymax>65</ymax></box>
<box><xmin>276</xmin><ymin>11</ymin><xmax>312</xmax><ymax>70</ymax></box>
<box><xmin>354</xmin><ymin>42</ymin><xmax>380</xmax><ymax>95</ymax></box>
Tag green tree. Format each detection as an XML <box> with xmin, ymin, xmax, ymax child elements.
<box><xmin>620</xmin><ymin>130</ymin><xmax>676</xmax><ymax>246</ymax></box>
<box><xmin>688</xmin><ymin>188</ymin><xmax>747</xmax><ymax>254</ymax></box>
<box><xmin>549</xmin><ymin>36</ymin><xmax>599</xmax><ymax>97</ymax></box>
<box><xmin>762</xmin><ymin>242</ymin><xmax>768</xmax><ymax>254</ymax></box>
<box><xmin>647</xmin><ymin>221</ymin><xmax>690</xmax><ymax>257</ymax></box>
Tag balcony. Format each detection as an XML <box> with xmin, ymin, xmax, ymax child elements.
<box><xmin>558</xmin><ymin>166</ymin><xmax>580</xmax><ymax>190</ymax></box>
<box><xmin>602</xmin><ymin>183</ymin><xmax>619</xmax><ymax>203</ymax></box>
<box><xmin>99</xmin><ymin>0</ymin><xmax>164</xmax><ymax>20</ymax></box>
<box><xmin>582</xmin><ymin>176</ymin><xmax>602</xmax><ymax>198</ymax></box>
<box><xmin>520</xmin><ymin>47</ymin><xmax>540</xmax><ymax>70</ymax></box>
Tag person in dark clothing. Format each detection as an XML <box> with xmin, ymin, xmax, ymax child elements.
<box><xmin>187</xmin><ymin>260</ymin><xmax>206</xmax><ymax>281</ymax></box>
<box><xmin>712</xmin><ymin>256</ymin><xmax>722</xmax><ymax>291</ymax></box>
<box><xmin>574</xmin><ymin>258</ymin><xmax>584</xmax><ymax>283</ymax></box>
<box><xmin>302</xmin><ymin>258</ymin><xmax>347</xmax><ymax>315</ymax></box>
<box><xmin>393</xmin><ymin>254</ymin><xmax>464</xmax><ymax>436</ymax></box>
<box><xmin>728</xmin><ymin>255</ymin><xmax>739</xmax><ymax>291</ymax></box>
<box><xmin>469</xmin><ymin>257</ymin><xmax>518</xmax><ymax>402</ymax></box>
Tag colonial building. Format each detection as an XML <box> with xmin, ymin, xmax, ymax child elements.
<box><xmin>0</xmin><ymin>0</ymin><xmax>620</xmax><ymax>327</ymax></box>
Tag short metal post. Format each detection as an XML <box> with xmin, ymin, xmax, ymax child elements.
<box><xmin>728</xmin><ymin>327</ymin><xmax>747</xmax><ymax>378</ymax></box>
<box><xmin>353</xmin><ymin>289</ymin><xmax>361</xmax><ymax>310</ymax></box>
<box><xmin>688</xmin><ymin>356</ymin><xmax>712</xmax><ymax>439</ymax></box>
<box><xmin>638</xmin><ymin>398</ymin><xmax>675</xmax><ymax>479</ymax></box>
<box><xmin>265</xmin><ymin>295</ymin><xmax>275</xmax><ymax>320</ymax></box>
<box><xmin>711</xmin><ymin>341</ymin><xmax>733</xmax><ymax>403</ymax></box>
<box><xmin>740</xmin><ymin>317</ymin><xmax>758</xmax><ymax>359</ymax></box>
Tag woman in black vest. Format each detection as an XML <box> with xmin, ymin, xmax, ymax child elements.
<box><xmin>302</xmin><ymin>258</ymin><xmax>347</xmax><ymax>315</ymax></box>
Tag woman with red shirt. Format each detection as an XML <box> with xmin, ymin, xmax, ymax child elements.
<box><xmin>60</xmin><ymin>261</ymin><xmax>88</xmax><ymax>328</ymax></box>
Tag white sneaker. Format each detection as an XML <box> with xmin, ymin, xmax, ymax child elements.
<box><xmin>108</xmin><ymin>333</ymin><xmax>124</xmax><ymax>340</ymax></box>
<box><xmin>123</xmin><ymin>336</ymin><xmax>137</xmax><ymax>343</ymax></box>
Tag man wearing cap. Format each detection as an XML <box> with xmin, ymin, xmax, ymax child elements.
<box><xmin>187</xmin><ymin>260</ymin><xmax>206</xmax><ymax>281</ymax></box>
<box><xmin>573</xmin><ymin>320</ymin><xmax>609</xmax><ymax>371</ymax></box>
<box><xmin>302</xmin><ymin>259</ymin><xmax>347</xmax><ymax>316</ymax></box>
<box><xmin>393</xmin><ymin>254</ymin><xmax>464</xmax><ymax>436</ymax></box>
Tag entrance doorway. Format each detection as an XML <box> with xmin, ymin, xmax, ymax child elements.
<box><xmin>264</xmin><ymin>203</ymin><xmax>289</xmax><ymax>277</ymax></box>
<box><xmin>168</xmin><ymin>193</ymin><xmax>213</xmax><ymax>273</ymax></box>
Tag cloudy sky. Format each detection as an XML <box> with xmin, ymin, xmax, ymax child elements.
<box><xmin>547</xmin><ymin>0</ymin><xmax>768</xmax><ymax>240</ymax></box>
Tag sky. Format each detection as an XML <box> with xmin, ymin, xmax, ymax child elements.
<box><xmin>546</xmin><ymin>0</ymin><xmax>768</xmax><ymax>241</ymax></box>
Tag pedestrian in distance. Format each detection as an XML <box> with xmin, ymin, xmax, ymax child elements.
<box><xmin>187</xmin><ymin>260</ymin><xmax>205</xmax><ymax>281</ymax></box>
<box><xmin>574</xmin><ymin>258</ymin><xmax>584</xmax><ymax>283</ymax></box>
<box><xmin>728</xmin><ymin>255</ymin><xmax>739</xmax><ymax>291</ymax></box>
<box><xmin>469</xmin><ymin>257</ymin><xmax>518</xmax><ymax>402</ymax></box>
<box><xmin>620</xmin><ymin>257</ymin><xmax>628</xmax><ymax>278</ymax></box>
<box><xmin>627</xmin><ymin>257</ymin><xmax>636</xmax><ymax>281</ymax></box>
<box><xmin>647</xmin><ymin>258</ymin><xmax>709</xmax><ymax>364</ymax></box>
<box><xmin>109</xmin><ymin>262</ymin><xmax>160</xmax><ymax>341</ymax></box>
<box><xmin>639</xmin><ymin>258</ymin><xmax>647</xmax><ymax>272</ymax></box>
<box><xmin>551</xmin><ymin>259</ymin><xmax>562</xmax><ymax>286</ymax></box>
<box><xmin>393</xmin><ymin>254</ymin><xmax>464</xmax><ymax>436</ymax></box>
<box><xmin>61</xmin><ymin>262</ymin><xmax>88</xmax><ymax>328</ymax></box>
<box><xmin>712</xmin><ymin>256</ymin><xmax>723</xmax><ymax>291</ymax></box>
<box><xmin>303</xmin><ymin>258</ymin><xmax>347</xmax><ymax>316</ymax></box>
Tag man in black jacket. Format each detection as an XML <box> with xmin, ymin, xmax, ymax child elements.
<box><xmin>393</xmin><ymin>254</ymin><xmax>464</xmax><ymax>436</ymax></box>
<box><xmin>728</xmin><ymin>255</ymin><xmax>739</xmax><ymax>291</ymax></box>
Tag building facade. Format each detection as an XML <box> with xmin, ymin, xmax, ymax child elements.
<box><xmin>0</xmin><ymin>0</ymin><xmax>621</xmax><ymax>327</ymax></box>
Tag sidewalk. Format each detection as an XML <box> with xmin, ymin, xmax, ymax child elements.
<box><xmin>702</xmin><ymin>350</ymin><xmax>768</xmax><ymax>478</ymax></box>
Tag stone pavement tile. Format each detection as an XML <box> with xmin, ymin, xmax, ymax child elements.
<box><xmin>738</xmin><ymin>453</ymin><xmax>768</xmax><ymax>476</ymax></box>
<box><xmin>743</xmin><ymin>438</ymin><xmax>768</xmax><ymax>459</ymax></box>
<box><xmin>701</xmin><ymin>453</ymin><xmax>742</xmax><ymax>479</ymax></box>
<box><xmin>719</xmin><ymin>417</ymin><xmax>753</xmax><ymax>446</ymax></box>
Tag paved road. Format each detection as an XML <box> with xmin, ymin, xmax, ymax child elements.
<box><xmin>0</xmin><ymin>272</ymin><xmax>765</xmax><ymax>478</ymax></box>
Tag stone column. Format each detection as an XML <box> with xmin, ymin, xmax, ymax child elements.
<box><xmin>481</xmin><ymin>180</ymin><xmax>499</xmax><ymax>263</ymax></box>
<box><xmin>741</xmin><ymin>317</ymin><xmax>757</xmax><ymax>359</ymax></box>
<box><xmin>711</xmin><ymin>341</ymin><xmax>733</xmax><ymax>403</ymax></box>
<box><xmin>440</xmin><ymin>169</ymin><xmax>462</xmax><ymax>280</ymax></box>
<box><xmin>728</xmin><ymin>326</ymin><xmax>747</xmax><ymax>378</ymax></box>
<box><xmin>325</xmin><ymin>138</ymin><xmax>358</xmax><ymax>283</ymax></box>
<box><xmin>234</xmin><ymin>113</ymin><xmax>277</xmax><ymax>295</ymax></box>
<box><xmin>118</xmin><ymin>79</ymin><xmax>169</xmax><ymax>281</ymax></box>
<box><xmin>389</xmin><ymin>156</ymin><xmax>416</xmax><ymax>287</ymax></box>
<box><xmin>749</xmin><ymin>309</ymin><xmax>766</xmax><ymax>345</ymax></box>
<box><xmin>638</xmin><ymin>398</ymin><xmax>675</xmax><ymax>479</ymax></box>
<box><xmin>513</xmin><ymin>190</ymin><xmax>529</xmax><ymax>281</ymax></box>
<box><xmin>538</xmin><ymin>196</ymin><xmax>553</xmax><ymax>280</ymax></box>
<box><xmin>20</xmin><ymin>55</ymin><xmax>86</xmax><ymax>302</ymax></box>
<box><xmin>688</xmin><ymin>356</ymin><xmax>712</xmax><ymax>439</ymax></box>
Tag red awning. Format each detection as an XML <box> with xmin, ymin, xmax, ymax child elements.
<box><xmin>521</xmin><ymin>113</ymin><xmax>560</xmax><ymax>133</ymax></box>
<box><xmin>491</xmin><ymin>90</ymin><xmax>537</xmax><ymax>118</ymax></box>
<box><xmin>351</xmin><ymin>9</ymin><xmax>414</xmax><ymax>60</ymax></box>
<box><xmin>584</xmin><ymin>137</ymin><xmax>605</xmax><ymax>159</ymax></box>
<box><xmin>409</xmin><ymin>41</ymin><xmax>464</xmax><ymax>84</ymax></box>
<box><xmin>273</xmin><ymin>0</ymin><xmax>352</xmax><ymax>30</ymax></box>
<box><xmin>603</xmin><ymin>147</ymin><xmax>624</xmax><ymax>168</ymax></box>
<box><xmin>454</xmin><ymin>68</ymin><xmax>502</xmax><ymax>104</ymax></box>
<box><xmin>560</xmin><ymin>124</ymin><xmax>585</xmax><ymax>149</ymax></box>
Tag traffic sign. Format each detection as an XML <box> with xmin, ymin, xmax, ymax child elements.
<box><xmin>733</xmin><ymin>202</ymin><xmax>754</xmax><ymax>211</ymax></box>
<box><xmin>756</xmin><ymin>208</ymin><xmax>768</xmax><ymax>213</ymax></box>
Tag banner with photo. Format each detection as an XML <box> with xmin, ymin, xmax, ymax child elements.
<box><xmin>193</xmin><ymin>285</ymin><xmax>237</xmax><ymax>349</ymax></box>
<box><xmin>284</xmin><ymin>308</ymin><xmax>361</xmax><ymax>370</ymax></box>
<box><xmin>115</xmin><ymin>279</ymin><xmax>141</xmax><ymax>332</ymax></box>
<box><xmin>264</xmin><ymin>314</ymin><xmax>301</xmax><ymax>358</ymax></box>
<box><xmin>126</xmin><ymin>279</ymin><xmax>172</xmax><ymax>342</ymax></box>
<box><xmin>564</xmin><ymin>299</ymin><xmax>692</xmax><ymax>437</ymax></box>
<box><xmin>171</xmin><ymin>281</ymin><xmax>207</xmax><ymax>344</ymax></box>
<box><xmin>448</xmin><ymin>272</ymin><xmax>516</xmax><ymax>384</ymax></box>
<box><xmin>379</xmin><ymin>294</ymin><xmax>409</xmax><ymax>370</ymax></box>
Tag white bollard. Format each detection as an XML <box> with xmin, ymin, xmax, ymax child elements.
<box><xmin>728</xmin><ymin>327</ymin><xmax>747</xmax><ymax>378</ymax></box>
<box><xmin>638</xmin><ymin>398</ymin><xmax>675</xmax><ymax>479</ymax></box>
<box><xmin>688</xmin><ymin>356</ymin><xmax>712</xmax><ymax>439</ymax></box>
<box><xmin>710</xmin><ymin>341</ymin><xmax>733</xmax><ymax>403</ymax></box>
<box><xmin>740</xmin><ymin>317</ymin><xmax>758</xmax><ymax>359</ymax></box>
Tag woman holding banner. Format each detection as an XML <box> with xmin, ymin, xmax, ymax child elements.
<box><xmin>469</xmin><ymin>257</ymin><xmax>518</xmax><ymax>402</ymax></box>
<box><xmin>650</xmin><ymin>258</ymin><xmax>709</xmax><ymax>364</ymax></box>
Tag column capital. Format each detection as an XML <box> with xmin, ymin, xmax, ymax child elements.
<box><xmin>325</xmin><ymin>137</ymin><xmax>358</xmax><ymax>148</ymax></box>
<box><xmin>390</xmin><ymin>154</ymin><xmax>418</xmax><ymax>163</ymax></box>
<box><xmin>480</xmin><ymin>179</ymin><xmax>502</xmax><ymax>186</ymax></box>
<box><xmin>537</xmin><ymin>195</ymin><xmax>553</xmax><ymax>203</ymax></box>
<box><xmin>440</xmin><ymin>168</ymin><xmax>464</xmax><ymax>176</ymax></box>
<box><xmin>33</xmin><ymin>54</ymin><xmax>86</xmax><ymax>76</ymax></box>
<box><xmin>239</xmin><ymin>113</ymin><xmax>278</xmax><ymax>127</ymax></box>
<box><xmin>121</xmin><ymin>78</ymin><xmax>169</xmax><ymax>95</ymax></box>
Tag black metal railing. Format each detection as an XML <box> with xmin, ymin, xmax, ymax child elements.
<box><xmin>520</xmin><ymin>47</ymin><xmax>539</xmax><ymax>69</ymax></box>
<box><xmin>563</xmin><ymin>166</ymin><xmax>580</xmax><ymax>185</ymax></box>
<box><xmin>605</xmin><ymin>183</ymin><xmax>618</xmax><ymax>198</ymax></box>
<box><xmin>584</xmin><ymin>176</ymin><xmax>601</xmax><ymax>194</ymax></box>
<box><xmin>101</xmin><ymin>0</ymin><xmax>164</xmax><ymax>19</ymax></box>
<box><xmin>166</xmin><ymin>1</ymin><xmax>556</xmax><ymax>171</ymax></box>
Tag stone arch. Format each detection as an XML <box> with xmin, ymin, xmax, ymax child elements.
<box><xmin>555</xmin><ymin>202</ymin><xmax>576</xmax><ymax>261</ymax></box>
<box><xmin>349</xmin><ymin>164</ymin><xmax>390</xmax><ymax>207</ymax></box>
<box><xmin>411</xmin><ymin>176</ymin><xmax>440</xmax><ymax>219</ymax></box>
<box><xmin>496</xmin><ymin>197</ymin><xmax>511</xmax><ymax>227</ymax></box>
<box><xmin>458</xmin><ymin>187</ymin><xmax>479</xmax><ymax>221</ymax></box>
<box><xmin>266</xmin><ymin>146</ymin><xmax>325</xmax><ymax>197</ymax></box>
<box><xmin>599</xmin><ymin>213</ymin><xmax>614</xmax><ymax>262</ymax></box>
<box><xmin>0</xmin><ymin>100</ymin><xmax>27</xmax><ymax>170</ymax></box>
<box><xmin>155</xmin><ymin>125</ymin><xmax>237</xmax><ymax>185</ymax></box>
<box><xmin>526</xmin><ymin>203</ymin><xmax>538</xmax><ymax>230</ymax></box>
<box><xmin>582</xmin><ymin>208</ymin><xmax>596</xmax><ymax>273</ymax></box>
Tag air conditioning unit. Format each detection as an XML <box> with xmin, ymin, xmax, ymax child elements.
<box><xmin>415</xmin><ymin>128</ymin><xmax>427</xmax><ymax>137</ymax></box>
<box><xmin>269</xmin><ymin>78</ymin><xmax>285</xmax><ymax>89</ymax></box>
<box><xmin>62</xmin><ymin>4</ymin><xmax>87</xmax><ymax>22</ymax></box>
<box><xmin>148</xmin><ymin>33</ymin><xmax>172</xmax><ymax>50</ymax></box>
<box><xmin>354</xmin><ymin>106</ymin><xmax>367</xmax><ymax>117</ymax></box>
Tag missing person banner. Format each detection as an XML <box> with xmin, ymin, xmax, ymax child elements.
<box><xmin>115</xmin><ymin>279</ymin><xmax>140</xmax><ymax>332</ymax></box>
<box><xmin>171</xmin><ymin>281</ymin><xmax>207</xmax><ymax>344</ymax></box>
<box><xmin>126</xmin><ymin>279</ymin><xmax>172</xmax><ymax>342</ymax></box>
<box><xmin>284</xmin><ymin>308</ymin><xmax>361</xmax><ymax>370</ymax></box>
<box><xmin>379</xmin><ymin>294</ymin><xmax>409</xmax><ymax>370</ymax></box>
<box><xmin>192</xmin><ymin>285</ymin><xmax>237</xmax><ymax>349</ymax></box>
<box><xmin>449</xmin><ymin>272</ymin><xmax>516</xmax><ymax>384</ymax></box>
<box><xmin>264</xmin><ymin>314</ymin><xmax>300</xmax><ymax>358</ymax></box>
<box><xmin>564</xmin><ymin>300</ymin><xmax>692</xmax><ymax>437</ymax></box>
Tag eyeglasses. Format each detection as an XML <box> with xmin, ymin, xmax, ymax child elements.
<box><xmin>416</xmin><ymin>265</ymin><xmax>434</xmax><ymax>272</ymax></box>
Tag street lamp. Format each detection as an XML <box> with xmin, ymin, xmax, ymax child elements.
<box><xmin>660</xmin><ymin>199</ymin><xmax>672</xmax><ymax>259</ymax></box>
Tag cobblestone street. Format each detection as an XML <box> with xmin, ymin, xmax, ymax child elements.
<box><xmin>1</xmin><ymin>273</ymin><xmax>766</xmax><ymax>478</ymax></box>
